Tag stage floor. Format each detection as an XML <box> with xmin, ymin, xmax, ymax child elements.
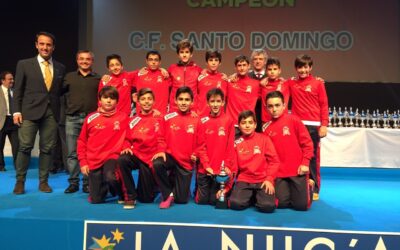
<box><xmin>1</xmin><ymin>158</ymin><xmax>399</xmax><ymax>250</ymax></box>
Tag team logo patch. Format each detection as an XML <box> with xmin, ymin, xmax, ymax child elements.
<box><xmin>205</xmin><ymin>128</ymin><xmax>214</xmax><ymax>135</ymax></box>
<box><xmin>218</xmin><ymin>127</ymin><xmax>226</xmax><ymax>136</ymax></box>
<box><xmin>94</xmin><ymin>123</ymin><xmax>105</xmax><ymax>129</ymax></box>
<box><xmin>87</xmin><ymin>113</ymin><xmax>100</xmax><ymax>124</ymax></box>
<box><xmin>305</xmin><ymin>85</ymin><xmax>312</xmax><ymax>92</ymax></box>
<box><xmin>113</xmin><ymin>121</ymin><xmax>120</xmax><ymax>130</ymax></box>
<box><xmin>170</xmin><ymin>123</ymin><xmax>180</xmax><ymax>131</ymax></box>
<box><xmin>157</xmin><ymin>76</ymin><xmax>163</xmax><ymax>83</ymax></box>
<box><xmin>276</xmin><ymin>83</ymin><xmax>282</xmax><ymax>91</ymax></box>
<box><xmin>130</xmin><ymin>117</ymin><xmax>141</xmax><ymax>129</ymax></box>
<box><xmin>164</xmin><ymin>112</ymin><xmax>178</xmax><ymax>121</ymax></box>
<box><xmin>123</xmin><ymin>79</ymin><xmax>128</xmax><ymax>86</ymax></box>
<box><xmin>177</xmin><ymin>76</ymin><xmax>181</xmax><ymax>81</ymax></box>
<box><xmin>138</xmin><ymin>126</ymin><xmax>150</xmax><ymax>134</ymax></box>
<box><xmin>253</xmin><ymin>145</ymin><xmax>261</xmax><ymax>154</ymax></box>
<box><xmin>282</xmin><ymin>126</ymin><xmax>291</xmax><ymax>136</ymax></box>
<box><xmin>186</xmin><ymin>124</ymin><xmax>195</xmax><ymax>134</ymax></box>
<box><xmin>234</xmin><ymin>137</ymin><xmax>244</xmax><ymax>145</ymax></box>
<box><xmin>217</xmin><ymin>81</ymin><xmax>222</xmax><ymax>88</ymax></box>
<box><xmin>154</xmin><ymin>122</ymin><xmax>160</xmax><ymax>132</ymax></box>
<box><xmin>246</xmin><ymin>85</ymin><xmax>252</xmax><ymax>93</ymax></box>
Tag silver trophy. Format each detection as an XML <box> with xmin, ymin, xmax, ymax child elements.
<box><xmin>344</xmin><ymin>107</ymin><xmax>349</xmax><ymax>127</ymax></box>
<box><xmin>332</xmin><ymin>107</ymin><xmax>338</xmax><ymax>127</ymax></box>
<box><xmin>392</xmin><ymin>111</ymin><xmax>399</xmax><ymax>129</ymax></box>
<box><xmin>328</xmin><ymin>107</ymin><xmax>333</xmax><ymax>127</ymax></box>
<box><xmin>360</xmin><ymin>110</ymin><xmax>366</xmax><ymax>128</ymax></box>
<box><xmin>215</xmin><ymin>161</ymin><xmax>230</xmax><ymax>209</ymax></box>
<box><xmin>366</xmin><ymin>109</ymin><xmax>371</xmax><ymax>128</ymax></box>
<box><xmin>349</xmin><ymin>107</ymin><xmax>355</xmax><ymax>127</ymax></box>
<box><xmin>383</xmin><ymin>111</ymin><xmax>389</xmax><ymax>128</ymax></box>
<box><xmin>372</xmin><ymin>110</ymin><xmax>377</xmax><ymax>128</ymax></box>
<box><xmin>337</xmin><ymin>107</ymin><xmax>344</xmax><ymax>127</ymax></box>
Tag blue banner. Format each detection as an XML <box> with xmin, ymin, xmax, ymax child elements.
<box><xmin>84</xmin><ymin>221</ymin><xmax>400</xmax><ymax>250</ymax></box>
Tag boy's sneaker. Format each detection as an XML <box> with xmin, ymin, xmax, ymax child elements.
<box><xmin>159</xmin><ymin>196</ymin><xmax>174</xmax><ymax>209</ymax></box>
<box><xmin>313</xmin><ymin>193</ymin><xmax>320</xmax><ymax>201</ymax></box>
<box><xmin>123</xmin><ymin>200</ymin><xmax>136</xmax><ymax>209</ymax></box>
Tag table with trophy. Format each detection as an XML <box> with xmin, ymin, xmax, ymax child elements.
<box><xmin>321</xmin><ymin>107</ymin><xmax>400</xmax><ymax>168</ymax></box>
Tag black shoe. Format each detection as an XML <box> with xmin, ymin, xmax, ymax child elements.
<box><xmin>82</xmin><ymin>184</ymin><xmax>89</xmax><ymax>193</ymax></box>
<box><xmin>64</xmin><ymin>184</ymin><xmax>79</xmax><ymax>194</ymax></box>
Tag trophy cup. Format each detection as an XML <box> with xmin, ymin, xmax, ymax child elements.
<box><xmin>344</xmin><ymin>107</ymin><xmax>349</xmax><ymax>127</ymax></box>
<box><xmin>337</xmin><ymin>107</ymin><xmax>343</xmax><ymax>127</ymax></box>
<box><xmin>354</xmin><ymin>108</ymin><xmax>360</xmax><ymax>127</ymax></box>
<box><xmin>332</xmin><ymin>107</ymin><xmax>338</xmax><ymax>127</ymax></box>
<box><xmin>349</xmin><ymin>107</ymin><xmax>355</xmax><ymax>127</ymax></box>
<box><xmin>392</xmin><ymin>111</ymin><xmax>399</xmax><ymax>129</ymax></box>
<box><xmin>215</xmin><ymin>161</ymin><xmax>230</xmax><ymax>209</ymax></box>
<box><xmin>372</xmin><ymin>110</ymin><xmax>377</xmax><ymax>128</ymax></box>
<box><xmin>383</xmin><ymin>111</ymin><xmax>389</xmax><ymax>128</ymax></box>
<box><xmin>360</xmin><ymin>110</ymin><xmax>366</xmax><ymax>128</ymax></box>
<box><xmin>366</xmin><ymin>109</ymin><xmax>371</xmax><ymax>128</ymax></box>
<box><xmin>328</xmin><ymin>107</ymin><xmax>333</xmax><ymax>127</ymax></box>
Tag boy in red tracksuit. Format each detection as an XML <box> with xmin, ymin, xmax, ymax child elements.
<box><xmin>229</xmin><ymin>110</ymin><xmax>280</xmax><ymax>213</ymax></box>
<box><xmin>153</xmin><ymin>86</ymin><xmax>210</xmax><ymax>209</ymax></box>
<box><xmin>131</xmin><ymin>50</ymin><xmax>171</xmax><ymax>115</ymax></box>
<box><xmin>287</xmin><ymin>54</ymin><xmax>329</xmax><ymax>201</ymax></box>
<box><xmin>196</xmin><ymin>50</ymin><xmax>228</xmax><ymax>117</ymax></box>
<box><xmin>263</xmin><ymin>91</ymin><xmax>314</xmax><ymax>211</ymax></box>
<box><xmin>98</xmin><ymin>54</ymin><xmax>134</xmax><ymax>116</ymax></box>
<box><xmin>196</xmin><ymin>88</ymin><xmax>235</xmax><ymax>205</ymax></box>
<box><xmin>226</xmin><ymin>56</ymin><xmax>260</xmax><ymax>135</ymax></box>
<box><xmin>117</xmin><ymin>88</ymin><xmax>166</xmax><ymax>209</ymax></box>
<box><xmin>77</xmin><ymin>86</ymin><xmax>128</xmax><ymax>204</ymax></box>
<box><xmin>168</xmin><ymin>39</ymin><xmax>202</xmax><ymax>112</ymax></box>
<box><xmin>260</xmin><ymin>57</ymin><xmax>290</xmax><ymax>123</ymax></box>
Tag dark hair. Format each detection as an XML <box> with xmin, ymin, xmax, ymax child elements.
<box><xmin>205</xmin><ymin>50</ymin><xmax>222</xmax><ymax>62</ymax></box>
<box><xmin>98</xmin><ymin>86</ymin><xmax>119</xmax><ymax>101</ymax></box>
<box><xmin>265</xmin><ymin>91</ymin><xmax>284</xmax><ymax>104</ymax></box>
<box><xmin>106</xmin><ymin>54</ymin><xmax>123</xmax><ymax>67</ymax></box>
<box><xmin>206</xmin><ymin>88</ymin><xmax>224</xmax><ymax>101</ymax></box>
<box><xmin>238</xmin><ymin>110</ymin><xmax>256</xmax><ymax>124</ymax></box>
<box><xmin>76</xmin><ymin>50</ymin><xmax>94</xmax><ymax>59</ymax></box>
<box><xmin>175</xmin><ymin>86</ymin><xmax>193</xmax><ymax>100</ymax></box>
<box><xmin>295</xmin><ymin>54</ymin><xmax>313</xmax><ymax>68</ymax></box>
<box><xmin>146</xmin><ymin>50</ymin><xmax>161</xmax><ymax>60</ymax></box>
<box><xmin>176</xmin><ymin>39</ymin><xmax>193</xmax><ymax>54</ymax></box>
<box><xmin>137</xmin><ymin>88</ymin><xmax>155</xmax><ymax>99</ymax></box>
<box><xmin>266</xmin><ymin>57</ymin><xmax>281</xmax><ymax>68</ymax></box>
<box><xmin>234</xmin><ymin>55</ymin><xmax>249</xmax><ymax>65</ymax></box>
<box><xmin>0</xmin><ymin>71</ymin><xmax>13</xmax><ymax>81</ymax></box>
<box><xmin>36</xmin><ymin>31</ymin><xmax>56</xmax><ymax>44</ymax></box>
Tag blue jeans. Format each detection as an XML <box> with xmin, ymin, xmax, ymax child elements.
<box><xmin>66</xmin><ymin>114</ymin><xmax>88</xmax><ymax>186</ymax></box>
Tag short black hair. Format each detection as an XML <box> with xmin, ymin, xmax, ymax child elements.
<box><xmin>146</xmin><ymin>50</ymin><xmax>161</xmax><ymax>60</ymax></box>
<box><xmin>238</xmin><ymin>110</ymin><xmax>256</xmax><ymax>124</ymax></box>
<box><xmin>205</xmin><ymin>50</ymin><xmax>222</xmax><ymax>62</ymax></box>
<box><xmin>295</xmin><ymin>54</ymin><xmax>313</xmax><ymax>68</ymax></box>
<box><xmin>98</xmin><ymin>86</ymin><xmax>119</xmax><ymax>102</ymax></box>
<box><xmin>106</xmin><ymin>54</ymin><xmax>123</xmax><ymax>67</ymax></box>
<box><xmin>206</xmin><ymin>88</ymin><xmax>224</xmax><ymax>101</ymax></box>
<box><xmin>137</xmin><ymin>87</ymin><xmax>155</xmax><ymax>99</ymax></box>
<box><xmin>234</xmin><ymin>55</ymin><xmax>249</xmax><ymax>65</ymax></box>
<box><xmin>36</xmin><ymin>31</ymin><xmax>56</xmax><ymax>44</ymax></box>
<box><xmin>0</xmin><ymin>71</ymin><xmax>13</xmax><ymax>81</ymax></box>
<box><xmin>265</xmin><ymin>91</ymin><xmax>284</xmax><ymax>104</ymax></box>
<box><xmin>175</xmin><ymin>86</ymin><xmax>193</xmax><ymax>100</ymax></box>
<box><xmin>266</xmin><ymin>57</ymin><xmax>281</xmax><ymax>68</ymax></box>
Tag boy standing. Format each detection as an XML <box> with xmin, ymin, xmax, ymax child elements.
<box><xmin>226</xmin><ymin>56</ymin><xmax>260</xmax><ymax>126</ymax></box>
<box><xmin>263</xmin><ymin>91</ymin><xmax>314</xmax><ymax>210</ymax></box>
<box><xmin>229</xmin><ymin>110</ymin><xmax>280</xmax><ymax>213</ymax></box>
<box><xmin>118</xmin><ymin>88</ymin><xmax>165</xmax><ymax>209</ymax></box>
<box><xmin>77</xmin><ymin>86</ymin><xmax>128</xmax><ymax>203</ymax></box>
<box><xmin>288</xmin><ymin>54</ymin><xmax>329</xmax><ymax>200</ymax></box>
<box><xmin>260</xmin><ymin>57</ymin><xmax>290</xmax><ymax>124</ymax></box>
<box><xmin>196</xmin><ymin>88</ymin><xmax>235</xmax><ymax>205</ymax></box>
<box><xmin>153</xmin><ymin>86</ymin><xmax>209</xmax><ymax>208</ymax></box>
<box><xmin>196</xmin><ymin>50</ymin><xmax>228</xmax><ymax>117</ymax></box>
<box><xmin>168</xmin><ymin>39</ymin><xmax>202</xmax><ymax>112</ymax></box>
<box><xmin>98</xmin><ymin>54</ymin><xmax>134</xmax><ymax>116</ymax></box>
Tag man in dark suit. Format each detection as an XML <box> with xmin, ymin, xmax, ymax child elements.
<box><xmin>0</xmin><ymin>71</ymin><xmax>19</xmax><ymax>171</ymax></box>
<box><xmin>12</xmin><ymin>31</ymin><xmax>66</xmax><ymax>194</ymax></box>
<box><xmin>248</xmin><ymin>49</ymin><xmax>268</xmax><ymax>131</ymax></box>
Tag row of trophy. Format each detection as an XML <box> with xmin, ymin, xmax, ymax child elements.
<box><xmin>328</xmin><ymin>107</ymin><xmax>400</xmax><ymax>129</ymax></box>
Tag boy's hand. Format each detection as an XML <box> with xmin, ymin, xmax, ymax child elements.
<box><xmin>81</xmin><ymin>165</ymin><xmax>90</xmax><ymax>176</ymax></box>
<box><xmin>319</xmin><ymin>126</ymin><xmax>327</xmax><ymax>138</ymax></box>
<box><xmin>190</xmin><ymin>110</ymin><xmax>198</xmax><ymax>118</ymax></box>
<box><xmin>152</xmin><ymin>109</ymin><xmax>161</xmax><ymax>117</ymax></box>
<box><xmin>216</xmin><ymin>189</ymin><xmax>226</xmax><ymax>199</ymax></box>
<box><xmin>260</xmin><ymin>77</ymin><xmax>268</xmax><ymax>87</ymax></box>
<box><xmin>190</xmin><ymin>154</ymin><xmax>197</xmax><ymax>163</ymax></box>
<box><xmin>261</xmin><ymin>180</ymin><xmax>275</xmax><ymax>195</ymax></box>
<box><xmin>101</xmin><ymin>74</ymin><xmax>111</xmax><ymax>83</ymax></box>
<box><xmin>152</xmin><ymin>152</ymin><xmax>166</xmax><ymax>162</ymax></box>
<box><xmin>228</xmin><ymin>73</ymin><xmax>238</xmax><ymax>83</ymax></box>
<box><xmin>205</xmin><ymin>167</ymin><xmax>214</xmax><ymax>175</ymax></box>
<box><xmin>297</xmin><ymin>165</ymin><xmax>309</xmax><ymax>175</ymax></box>
<box><xmin>121</xmin><ymin>148</ymin><xmax>133</xmax><ymax>155</ymax></box>
<box><xmin>221</xmin><ymin>73</ymin><xmax>228</xmax><ymax>81</ymax></box>
<box><xmin>160</xmin><ymin>68</ymin><xmax>169</xmax><ymax>79</ymax></box>
<box><xmin>139</xmin><ymin>67</ymin><xmax>148</xmax><ymax>75</ymax></box>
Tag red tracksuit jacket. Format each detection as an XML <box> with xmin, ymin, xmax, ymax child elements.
<box><xmin>288</xmin><ymin>75</ymin><xmax>329</xmax><ymax>126</ymax></box>
<box><xmin>168</xmin><ymin>61</ymin><xmax>202</xmax><ymax>111</ymax></box>
<box><xmin>122</xmin><ymin>111</ymin><xmax>166</xmax><ymax>167</ymax></box>
<box><xmin>226</xmin><ymin>75</ymin><xmax>260</xmax><ymax>124</ymax></box>
<box><xmin>234</xmin><ymin>132</ymin><xmax>280</xmax><ymax>184</ymax></box>
<box><xmin>260</xmin><ymin>77</ymin><xmax>290</xmax><ymax>123</ymax></box>
<box><xmin>132</xmin><ymin>68</ymin><xmax>171</xmax><ymax>115</ymax></box>
<box><xmin>263</xmin><ymin>114</ymin><xmax>314</xmax><ymax>178</ymax></box>
<box><xmin>98</xmin><ymin>71</ymin><xmax>134</xmax><ymax>116</ymax></box>
<box><xmin>196</xmin><ymin>71</ymin><xmax>228</xmax><ymax>116</ymax></box>
<box><xmin>77</xmin><ymin>110</ymin><xmax>128</xmax><ymax>170</ymax></box>
<box><xmin>162</xmin><ymin>111</ymin><xmax>209</xmax><ymax>171</ymax></box>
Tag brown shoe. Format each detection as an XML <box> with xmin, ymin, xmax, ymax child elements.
<box><xmin>39</xmin><ymin>182</ymin><xmax>53</xmax><ymax>193</ymax></box>
<box><xmin>13</xmin><ymin>181</ymin><xmax>25</xmax><ymax>195</ymax></box>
